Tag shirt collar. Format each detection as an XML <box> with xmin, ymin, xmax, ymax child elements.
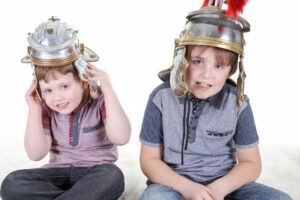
<box><xmin>178</xmin><ymin>83</ymin><xmax>227</xmax><ymax>108</ymax></box>
<box><xmin>71</xmin><ymin>94</ymin><xmax>92</xmax><ymax>115</ymax></box>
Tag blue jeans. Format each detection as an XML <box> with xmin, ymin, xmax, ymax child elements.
<box><xmin>139</xmin><ymin>182</ymin><xmax>293</xmax><ymax>200</ymax></box>
<box><xmin>0</xmin><ymin>164</ymin><xmax>124</xmax><ymax>200</ymax></box>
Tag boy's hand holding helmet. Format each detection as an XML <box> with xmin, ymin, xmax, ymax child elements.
<box><xmin>25</xmin><ymin>80</ymin><xmax>42</xmax><ymax>109</ymax></box>
<box><xmin>84</xmin><ymin>64</ymin><xmax>113</xmax><ymax>95</ymax></box>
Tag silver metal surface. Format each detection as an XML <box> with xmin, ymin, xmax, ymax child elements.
<box><xmin>74</xmin><ymin>57</ymin><xmax>101</xmax><ymax>99</ymax></box>
<box><xmin>170</xmin><ymin>46</ymin><xmax>189</xmax><ymax>97</ymax></box>
<box><xmin>162</xmin><ymin>5</ymin><xmax>251</xmax><ymax>99</ymax></box>
<box><xmin>22</xmin><ymin>16</ymin><xmax>101</xmax><ymax>100</ymax></box>
<box><xmin>181</xmin><ymin>8</ymin><xmax>250</xmax><ymax>51</ymax></box>
<box><xmin>27</xmin><ymin>17</ymin><xmax>78</xmax><ymax>61</ymax></box>
<box><xmin>22</xmin><ymin>16</ymin><xmax>99</xmax><ymax>65</ymax></box>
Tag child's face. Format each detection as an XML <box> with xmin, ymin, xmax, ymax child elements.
<box><xmin>39</xmin><ymin>71</ymin><xmax>83</xmax><ymax>115</ymax></box>
<box><xmin>185</xmin><ymin>46</ymin><xmax>231</xmax><ymax>99</ymax></box>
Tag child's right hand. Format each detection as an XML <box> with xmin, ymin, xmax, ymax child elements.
<box><xmin>25</xmin><ymin>80</ymin><xmax>41</xmax><ymax>109</ymax></box>
<box><xmin>182</xmin><ymin>182</ymin><xmax>216</xmax><ymax>200</ymax></box>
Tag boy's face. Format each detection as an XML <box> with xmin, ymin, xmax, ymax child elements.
<box><xmin>185</xmin><ymin>46</ymin><xmax>231</xmax><ymax>99</ymax></box>
<box><xmin>39</xmin><ymin>71</ymin><xmax>83</xmax><ymax>115</ymax></box>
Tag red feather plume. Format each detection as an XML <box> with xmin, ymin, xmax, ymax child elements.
<box><xmin>202</xmin><ymin>0</ymin><xmax>223</xmax><ymax>8</ymax></box>
<box><xmin>201</xmin><ymin>0</ymin><xmax>210</xmax><ymax>8</ymax></box>
<box><xmin>226</xmin><ymin>0</ymin><xmax>249</xmax><ymax>19</ymax></box>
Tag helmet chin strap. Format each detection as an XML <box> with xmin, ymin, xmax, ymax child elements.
<box><xmin>31</xmin><ymin>64</ymin><xmax>43</xmax><ymax>103</ymax></box>
<box><xmin>237</xmin><ymin>55</ymin><xmax>247</xmax><ymax>107</ymax></box>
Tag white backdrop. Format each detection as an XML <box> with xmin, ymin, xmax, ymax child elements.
<box><xmin>0</xmin><ymin>0</ymin><xmax>299</xmax><ymax>196</ymax></box>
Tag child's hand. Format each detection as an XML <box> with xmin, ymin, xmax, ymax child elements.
<box><xmin>85</xmin><ymin>64</ymin><xmax>112</xmax><ymax>94</ymax></box>
<box><xmin>25</xmin><ymin>80</ymin><xmax>41</xmax><ymax>109</ymax></box>
<box><xmin>182</xmin><ymin>182</ymin><xmax>216</xmax><ymax>200</ymax></box>
<box><xmin>206</xmin><ymin>183</ymin><xmax>225</xmax><ymax>200</ymax></box>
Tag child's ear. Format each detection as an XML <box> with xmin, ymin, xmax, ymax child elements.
<box><xmin>82</xmin><ymin>81</ymin><xmax>88</xmax><ymax>89</ymax></box>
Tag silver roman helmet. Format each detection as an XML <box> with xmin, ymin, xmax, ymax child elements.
<box><xmin>159</xmin><ymin>0</ymin><xmax>250</xmax><ymax>107</ymax></box>
<box><xmin>22</xmin><ymin>16</ymin><xmax>100</xmax><ymax>101</ymax></box>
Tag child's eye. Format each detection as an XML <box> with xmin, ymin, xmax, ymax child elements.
<box><xmin>44</xmin><ymin>89</ymin><xmax>52</xmax><ymax>94</ymax></box>
<box><xmin>215</xmin><ymin>65</ymin><xmax>224</xmax><ymax>70</ymax></box>
<box><xmin>193</xmin><ymin>60</ymin><xmax>203</xmax><ymax>65</ymax></box>
<box><xmin>62</xmin><ymin>85</ymin><xmax>68</xmax><ymax>89</ymax></box>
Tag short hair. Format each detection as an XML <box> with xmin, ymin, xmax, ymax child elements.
<box><xmin>35</xmin><ymin>64</ymin><xmax>81</xmax><ymax>83</ymax></box>
<box><xmin>35</xmin><ymin>64</ymin><xmax>90</xmax><ymax>100</ymax></box>
<box><xmin>186</xmin><ymin>45</ymin><xmax>238</xmax><ymax>75</ymax></box>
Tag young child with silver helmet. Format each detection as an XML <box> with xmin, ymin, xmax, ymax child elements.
<box><xmin>0</xmin><ymin>17</ymin><xmax>131</xmax><ymax>200</ymax></box>
<box><xmin>139</xmin><ymin>1</ymin><xmax>292</xmax><ymax>200</ymax></box>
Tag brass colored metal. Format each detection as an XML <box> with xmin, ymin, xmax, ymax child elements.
<box><xmin>180</xmin><ymin>36</ymin><xmax>243</xmax><ymax>55</ymax></box>
<box><xmin>173</xmin><ymin>39</ymin><xmax>179</xmax><ymax>58</ymax></box>
<box><xmin>31</xmin><ymin>54</ymin><xmax>78</xmax><ymax>67</ymax></box>
<box><xmin>80</xmin><ymin>43</ymin><xmax>84</xmax><ymax>55</ymax></box>
<box><xmin>21</xmin><ymin>55</ymin><xmax>31</xmax><ymax>63</ymax></box>
<box><xmin>47</xmin><ymin>28</ymin><xmax>53</xmax><ymax>34</ymax></box>
<box><xmin>236</xmin><ymin>57</ymin><xmax>247</xmax><ymax>107</ymax></box>
<box><xmin>27</xmin><ymin>46</ymin><xmax>31</xmax><ymax>55</ymax></box>
<box><xmin>68</xmin><ymin>46</ymin><xmax>73</xmax><ymax>54</ymax></box>
<box><xmin>201</xmin><ymin>6</ymin><xmax>221</xmax><ymax>11</ymax></box>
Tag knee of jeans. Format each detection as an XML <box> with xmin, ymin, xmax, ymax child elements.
<box><xmin>103</xmin><ymin>164</ymin><xmax>124</xmax><ymax>185</ymax></box>
<box><xmin>263</xmin><ymin>190</ymin><xmax>293</xmax><ymax>200</ymax></box>
<box><xmin>94</xmin><ymin>164</ymin><xmax>125</xmax><ymax>190</ymax></box>
<box><xmin>139</xmin><ymin>184</ymin><xmax>183</xmax><ymax>200</ymax></box>
<box><xmin>280</xmin><ymin>192</ymin><xmax>293</xmax><ymax>200</ymax></box>
<box><xmin>1</xmin><ymin>171</ymin><xmax>23</xmax><ymax>198</ymax></box>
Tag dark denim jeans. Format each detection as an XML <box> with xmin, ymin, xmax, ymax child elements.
<box><xmin>0</xmin><ymin>164</ymin><xmax>124</xmax><ymax>200</ymax></box>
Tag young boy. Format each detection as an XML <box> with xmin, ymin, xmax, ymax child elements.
<box><xmin>139</xmin><ymin>1</ymin><xmax>292</xmax><ymax>200</ymax></box>
<box><xmin>0</xmin><ymin>17</ymin><xmax>131</xmax><ymax>200</ymax></box>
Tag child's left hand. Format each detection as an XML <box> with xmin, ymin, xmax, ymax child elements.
<box><xmin>85</xmin><ymin>64</ymin><xmax>113</xmax><ymax>93</ymax></box>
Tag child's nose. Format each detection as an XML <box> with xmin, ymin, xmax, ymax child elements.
<box><xmin>54</xmin><ymin>91</ymin><xmax>63</xmax><ymax>100</ymax></box>
<box><xmin>201</xmin><ymin>65</ymin><xmax>211</xmax><ymax>78</ymax></box>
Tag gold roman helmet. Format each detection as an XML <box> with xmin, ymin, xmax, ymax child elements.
<box><xmin>159</xmin><ymin>0</ymin><xmax>250</xmax><ymax>107</ymax></box>
<box><xmin>21</xmin><ymin>16</ymin><xmax>100</xmax><ymax>102</ymax></box>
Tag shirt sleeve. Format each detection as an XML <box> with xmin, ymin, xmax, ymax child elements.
<box><xmin>139</xmin><ymin>95</ymin><xmax>163</xmax><ymax>147</ymax></box>
<box><xmin>234</xmin><ymin>102</ymin><xmax>259</xmax><ymax>149</ymax></box>
<box><xmin>42</xmin><ymin>104</ymin><xmax>51</xmax><ymax>135</ymax></box>
<box><xmin>98</xmin><ymin>95</ymin><xmax>106</xmax><ymax>126</ymax></box>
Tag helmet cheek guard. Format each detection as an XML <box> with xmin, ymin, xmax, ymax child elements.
<box><xmin>170</xmin><ymin>45</ymin><xmax>189</xmax><ymax>98</ymax></box>
<box><xmin>21</xmin><ymin>16</ymin><xmax>100</xmax><ymax>102</ymax></box>
<box><xmin>159</xmin><ymin>0</ymin><xmax>250</xmax><ymax>107</ymax></box>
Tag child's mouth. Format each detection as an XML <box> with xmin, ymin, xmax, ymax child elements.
<box><xmin>196</xmin><ymin>82</ymin><xmax>211</xmax><ymax>89</ymax></box>
<box><xmin>56</xmin><ymin>102</ymin><xmax>69</xmax><ymax>109</ymax></box>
